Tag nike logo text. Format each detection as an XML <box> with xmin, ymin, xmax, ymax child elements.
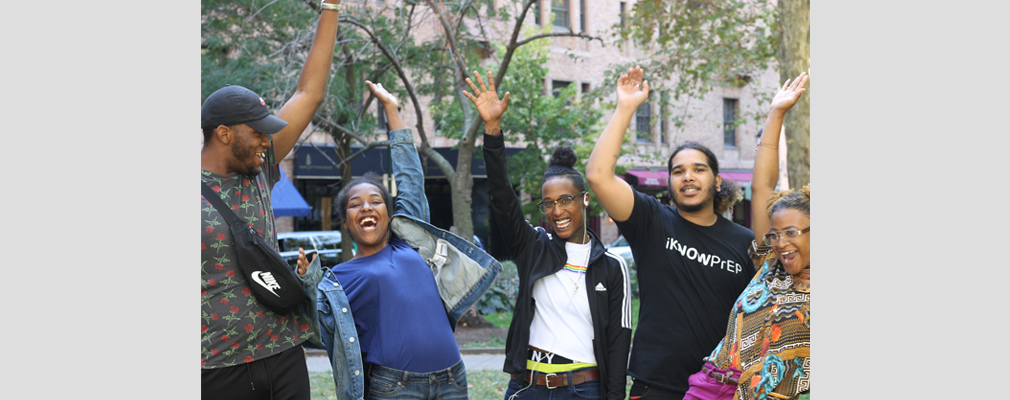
<box><xmin>251</xmin><ymin>271</ymin><xmax>282</xmax><ymax>297</ymax></box>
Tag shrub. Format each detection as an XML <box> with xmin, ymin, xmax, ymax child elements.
<box><xmin>476</xmin><ymin>260</ymin><xmax>519</xmax><ymax>315</ymax></box>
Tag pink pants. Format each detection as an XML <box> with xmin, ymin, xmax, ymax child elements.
<box><xmin>682</xmin><ymin>362</ymin><xmax>741</xmax><ymax>400</ymax></box>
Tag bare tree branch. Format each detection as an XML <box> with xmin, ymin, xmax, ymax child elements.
<box><xmin>341</xmin><ymin>15</ymin><xmax>431</xmax><ymax>149</ymax></box>
<box><xmin>515</xmin><ymin>31</ymin><xmax>603</xmax><ymax>47</ymax></box>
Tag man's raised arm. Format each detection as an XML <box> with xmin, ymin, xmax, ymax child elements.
<box><xmin>585</xmin><ymin>66</ymin><xmax>650</xmax><ymax>222</ymax></box>
<box><xmin>271</xmin><ymin>1</ymin><xmax>341</xmax><ymax>162</ymax></box>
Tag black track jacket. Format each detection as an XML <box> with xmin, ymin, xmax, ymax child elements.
<box><xmin>484</xmin><ymin>132</ymin><xmax>633</xmax><ymax>400</ymax></box>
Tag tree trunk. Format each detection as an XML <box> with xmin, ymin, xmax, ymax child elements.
<box><xmin>340</xmin><ymin>137</ymin><xmax>354</xmax><ymax>262</ymax></box>
<box><xmin>778</xmin><ymin>0</ymin><xmax>810</xmax><ymax>189</ymax></box>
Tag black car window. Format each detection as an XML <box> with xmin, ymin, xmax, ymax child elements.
<box><xmin>280</xmin><ymin>236</ymin><xmax>315</xmax><ymax>252</ymax></box>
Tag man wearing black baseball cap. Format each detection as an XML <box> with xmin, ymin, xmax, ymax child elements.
<box><xmin>200</xmin><ymin>2</ymin><xmax>341</xmax><ymax>399</ymax></box>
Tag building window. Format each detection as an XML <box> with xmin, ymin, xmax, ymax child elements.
<box><xmin>580</xmin><ymin>0</ymin><xmax>586</xmax><ymax>32</ymax></box>
<box><xmin>723</xmin><ymin>98</ymin><xmax>738</xmax><ymax>147</ymax></box>
<box><xmin>581</xmin><ymin>82</ymin><xmax>590</xmax><ymax>95</ymax></box>
<box><xmin>552</xmin><ymin>80</ymin><xmax>573</xmax><ymax>98</ymax></box>
<box><xmin>552</xmin><ymin>0</ymin><xmax>570</xmax><ymax>29</ymax></box>
<box><xmin>620</xmin><ymin>2</ymin><xmax>627</xmax><ymax>30</ymax></box>
<box><xmin>534</xmin><ymin>0</ymin><xmax>541</xmax><ymax>26</ymax></box>
<box><xmin>636</xmin><ymin>94</ymin><xmax>651</xmax><ymax>143</ymax></box>
<box><xmin>660</xmin><ymin>91</ymin><xmax>668</xmax><ymax>137</ymax></box>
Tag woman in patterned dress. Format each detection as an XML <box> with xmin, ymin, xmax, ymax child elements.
<box><xmin>683</xmin><ymin>72</ymin><xmax>811</xmax><ymax>400</ymax></box>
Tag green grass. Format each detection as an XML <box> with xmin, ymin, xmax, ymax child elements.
<box><xmin>309</xmin><ymin>371</ymin><xmax>338</xmax><ymax>400</ymax></box>
<box><xmin>483</xmin><ymin>311</ymin><xmax>513</xmax><ymax>330</ymax></box>
<box><xmin>460</xmin><ymin>336</ymin><xmax>507</xmax><ymax>348</ymax></box>
<box><xmin>308</xmin><ymin>370</ymin><xmax>513</xmax><ymax>400</ymax></box>
<box><xmin>313</xmin><ymin>370</ymin><xmax>636</xmax><ymax>400</ymax></box>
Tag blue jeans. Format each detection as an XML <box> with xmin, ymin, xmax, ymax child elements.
<box><xmin>504</xmin><ymin>370</ymin><xmax>601</xmax><ymax>400</ymax></box>
<box><xmin>364</xmin><ymin>360</ymin><xmax>468</xmax><ymax>400</ymax></box>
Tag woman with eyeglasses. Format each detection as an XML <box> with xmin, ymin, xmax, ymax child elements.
<box><xmin>464</xmin><ymin>71</ymin><xmax>632</xmax><ymax>400</ymax></box>
<box><xmin>683</xmin><ymin>72</ymin><xmax>811</xmax><ymax>400</ymax></box>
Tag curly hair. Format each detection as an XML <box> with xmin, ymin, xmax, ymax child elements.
<box><xmin>714</xmin><ymin>180</ymin><xmax>743</xmax><ymax>216</ymax></box>
<box><xmin>766</xmin><ymin>185</ymin><xmax>811</xmax><ymax>218</ymax></box>
<box><xmin>543</xmin><ymin>146</ymin><xmax>586</xmax><ymax>192</ymax></box>
<box><xmin>334</xmin><ymin>172</ymin><xmax>392</xmax><ymax>225</ymax></box>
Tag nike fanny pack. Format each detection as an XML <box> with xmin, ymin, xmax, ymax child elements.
<box><xmin>202</xmin><ymin>183</ymin><xmax>308</xmax><ymax>315</ymax></box>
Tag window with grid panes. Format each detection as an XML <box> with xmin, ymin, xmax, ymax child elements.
<box><xmin>552</xmin><ymin>0</ymin><xmax>570</xmax><ymax>29</ymax></box>
<box><xmin>660</xmin><ymin>91</ymin><xmax>668</xmax><ymax>137</ymax></box>
<box><xmin>723</xmin><ymin>98</ymin><xmax>738</xmax><ymax>147</ymax></box>
<box><xmin>636</xmin><ymin>94</ymin><xmax>651</xmax><ymax>143</ymax></box>
<box><xmin>534</xmin><ymin>1</ymin><xmax>542</xmax><ymax>25</ymax></box>
<box><xmin>579</xmin><ymin>0</ymin><xmax>586</xmax><ymax>32</ymax></box>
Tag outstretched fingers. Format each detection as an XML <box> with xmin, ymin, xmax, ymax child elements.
<box><xmin>501</xmin><ymin>91</ymin><xmax>510</xmax><ymax>109</ymax></box>
<box><xmin>465</xmin><ymin>75</ymin><xmax>480</xmax><ymax>96</ymax></box>
<box><xmin>487</xmin><ymin>71</ymin><xmax>496</xmax><ymax>93</ymax></box>
<box><xmin>473</xmin><ymin>70</ymin><xmax>488</xmax><ymax>93</ymax></box>
<box><xmin>792</xmin><ymin>72</ymin><xmax>809</xmax><ymax>92</ymax></box>
<box><xmin>463</xmin><ymin>89</ymin><xmax>477</xmax><ymax>105</ymax></box>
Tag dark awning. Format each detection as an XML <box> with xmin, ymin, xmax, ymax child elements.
<box><xmin>721</xmin><ymin>170</ymin><xmax>753</xmax><ymax>200</ymax></box>
<box><xmin>272</xmin><ymin>168</ymin><xmax>312</xmax><ymax>217</ymax></box>
<box><xmin>624</xmin><ymin>169</ymin><xmax>668</xmax><ymax>188</ymax></box>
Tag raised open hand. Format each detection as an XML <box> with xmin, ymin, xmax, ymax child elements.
<box><xmin>769</xmin><ymin>72</ymin><xmax>808</xmax><ymax>114</ymax></box>
<box><xmin>463</xmin><ymin>70</ymin><xmax>510</xmax><ymax>124</ymax></box>
<box><xmin>365</xmin><ymin>80</ymin><xmax>398</xmax><ymax>108</ymax></box>
<box><xmin>616</xmin><ymin>66</ymin><xmax>650</xmax><ymax>110</ymax></box>
<box><xmin>295</xmin><ymin>247</ymin><xmax>315</xmax><ymax>276</ymax></box>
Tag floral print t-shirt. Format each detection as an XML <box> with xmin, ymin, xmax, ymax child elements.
<box><xmin>200</xmin><ymin>149</ymin><xmax>314</xmax><ymax>369</ymax></box>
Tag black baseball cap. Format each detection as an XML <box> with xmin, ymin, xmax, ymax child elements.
<box><xmin>201</xmin><ymin>85</ymin><xmax>288</xmax><ymax>134</ymax></box>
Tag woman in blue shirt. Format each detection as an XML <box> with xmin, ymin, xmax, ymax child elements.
<box><xmin>312</xmin><ymin>80</ymin><xmax>501</xmax><ymax>400</ymax></box>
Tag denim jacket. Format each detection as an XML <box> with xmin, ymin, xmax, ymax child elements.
<box><xmin>317</xmin><ymin>128</ymin><xmax>502</xmax><ymax>400</ymax></box>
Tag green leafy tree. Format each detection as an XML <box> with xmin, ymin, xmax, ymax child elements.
<box><xmin>614</xmin><ymin>0</ymin><xmax>809</xmax><ymax>187</ymax></box>
<box><xmin>432</xmin><ymin>35</ymin><xmax>604</xmax><ymax>225</ymax></box>
<box><xmin>202</xmin><ymin>0</ymin><xmax>601</xmax><ymax>325</ymax></box>
<box><xmin>203</xmin><ymin>0</ymin><xmax>407</xmax><ymax>260</ymax></box>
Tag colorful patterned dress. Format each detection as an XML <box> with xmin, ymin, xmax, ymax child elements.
<box><xmin>705</xmin><ymin>247</ymin><xmax>810</xmax><ymax>400</ymax></box>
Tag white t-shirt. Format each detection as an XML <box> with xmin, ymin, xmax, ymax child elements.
<box><xmin>527</xmin><ymin>240</ymin><xmax>597</xmax><ymax>364</ymax></box>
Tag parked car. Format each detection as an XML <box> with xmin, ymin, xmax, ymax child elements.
<box><xmin>276</xmin><ymin>231</ymin><xmax>346</xmax><ymax>269</ymax></box>
<box><xmin>607</xmin><ymin>235</ymin><xmax>638</xmax><ymax>296</ymax></box>
<box><xmin>606</xmin><ymin>235</ymin><xmax>634</xmax><ymax>269</ymax></box>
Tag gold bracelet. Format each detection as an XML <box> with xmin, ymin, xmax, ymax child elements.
<box><xmin>320</xmin><ymin>1</ymin><xmax>341</xmax><ymax>11</ymax></box>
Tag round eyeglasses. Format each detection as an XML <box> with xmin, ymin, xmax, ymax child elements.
<box><xmin>536</xmin><ymin>191</ymin><xmax>587</xmax><ymax>214</ymax></box>
<box><xmin>762</xmin><ymin>227</ymin><xmax>810</xmax><ymax>246</ymax></box>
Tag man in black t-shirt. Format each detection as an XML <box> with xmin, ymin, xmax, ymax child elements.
<box><xmin>586</xmin><ymin>67</ymin><xmax>755</xmax><ymax>399</ymax></box>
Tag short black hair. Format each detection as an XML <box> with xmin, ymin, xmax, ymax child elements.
<box><xmin>334</xmin><ymin>172</ymin><xmax>392</xmax><ymax>224</ymax></box>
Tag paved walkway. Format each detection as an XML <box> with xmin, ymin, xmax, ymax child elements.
<box><xmin>305</xmin><ymin>349</ymin><xmax>505</xmax><ymax>372</ymax></box>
